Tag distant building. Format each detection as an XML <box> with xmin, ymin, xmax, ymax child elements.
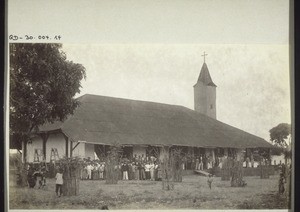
<box><xmin>271</xmin><ymin>154</ymin><xmax>285</xmax><ymax>165</ymax></box>
<box><xmin>23</xmin><ymin>61</ymin><xmax>273</xmax><ymax>165</ymax></box>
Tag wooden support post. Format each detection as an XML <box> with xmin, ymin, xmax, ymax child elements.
<box><xmin>22</xmin><ymin>140</ymin><xmax>27</xmax><ymax>163</ymax></box>
<box><xmin>70</xmin><ymin>140</ymin><xmax>73</xmax><ymax>157</ymax></box>
<box><xmin>64</xmin><ymin>135</ymin><xmax>69</xmax><ymax>158</ymax></box>
<box><xmin>72</xmin><ymin>142</ymin><xmax>80</xmax><ymax>152</ymax></box>
<box><xmin>63</xmin><ymin>133</ymin><xmax>69</xmax><ymax>158</ymax></box>
<box><xmin>41</xmin><ymin>133</ymin><xmax>49</xmax><ymax>162</ymax></box>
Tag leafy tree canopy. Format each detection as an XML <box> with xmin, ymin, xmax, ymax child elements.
<box><xmin>269</xmin><ymin>123</ymin><xmax>291</xmax><ymax>148</ymax></box>
<box><xmin>10</xmin><ymin>43</ymin><xmax>86</xmax><ymax>149</ymax></box>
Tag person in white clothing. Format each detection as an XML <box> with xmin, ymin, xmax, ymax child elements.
<box><xmin>121</xmin><ymin>163</ymin><xmax>129</xmax><ymax>180</ymax></box>
<box><xmin>199</xmin><ymin>156</ymin><xmax>204</xmax><ymax>170</ymax></box>
<box><xmin>55</xmin><ymin>168</ymin><xmax>63</xmax><ymax>197</ymax></box>
<box><xmin>144</xmin><ymin>163</ymin><xmax>151</xmax><ymax>180</ymax></box>
<box><xmin>218</xmin><ymin>157</ymin><xmax>223</xmax><ymax>169</ymax></box>
<box><xmin>86</xmin><ymin>163</ymin><xmax>94</xmax><ymax>180</ymax></box>
<box><xmin>149</xmin><ymin>162</ymin><xmax>155</xmax><ymax>181</ymax></box>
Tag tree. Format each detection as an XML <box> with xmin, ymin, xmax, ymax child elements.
<box><xmin>161</xmin><ymin>147</ymin><xmax>183</xmax><ymax>190</ymax></box>
<box><xmin>10</xmin><ymin>43</ymin><xmax>86</xmax><ymax>149</ymax></box>
<box><xmin>269</xmin><ymin>123</ymin><xmax>292</xmax><ymax>163</ymax></box>
<box><xmin>269</xmin><ymin>123</ymin><xmax>292</xmax><ymax>207</ymax></box>
<box><xmin>58</xmin><ymin>157</ymin><xmax>83</xmax><ymax>196</ymax></box>
<box><xmin>269</xmin><ymin>123</ymin><xmax>291</xmax><ymax>148</ymax></box>
<box><xmin>105</xmin><ymin>144</ymin><xmax>122</xmax><ymax>184</ymax></box>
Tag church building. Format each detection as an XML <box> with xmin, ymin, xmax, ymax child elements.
<box><xmin>23</xmin><ymin>58</ymin><xmax>273</xmax><ymax>165</ymax></box>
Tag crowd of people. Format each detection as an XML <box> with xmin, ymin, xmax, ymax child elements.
<box><xmin>80</xmin><ymin>153</ymin><xmax>272</xmax><ymax>181</ymax></box>
<box><xmin>23</xmin><ymin>151</ymin><xmax>286</xmax><ymax>200</ymax></box>
<box><xmin>26</xmin><ymin>163</ymin><xmax>47</xmax><ymax>188</ymax></box>
<box><xmin>80</xmin><ymin>155</ymin><xmax>163</xmax><ymax>181</ymax></box>
<box><xmin>193</xmin><ymin>155</ymin><xmax>220</xmax><ymax>170</ymax></box>
<box><xmin>182</xmin><ymin>154</ymin><xmax>235</xmax><ymax>170</ymax></box>
<box><xmin>25</xmin><ymin>152</ymin><xmax>274</xmax><ymax>191</ymax></box>
<box><xmin>192</xmin><ymin>154</ymin><xmax>273</xmax><ymax>170</ymax></box>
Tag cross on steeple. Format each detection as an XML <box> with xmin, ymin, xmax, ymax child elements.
<box><xmin>201</xmin><ymin>51</ymin><xmax>208</xmax><ymax>63</ymax></box>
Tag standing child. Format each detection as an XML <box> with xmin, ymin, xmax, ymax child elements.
<box><xmin>279</xmin><ymin>172</ymin><xmax>285</xmax><ymax>194</ymax></box>
<box><xmin>55</xmin><ymin>168</ymin><xmax>63</xmax><ymax>197</ymax></box>
<box><xmin>207</xmin><ymin>174</ymin><xmax>214</xmax><ymax>190</ymax></box>
<box><xmin>99</xmin><ymin>163</ymin><xmax>105</xmax><ymax>180</ymax></box>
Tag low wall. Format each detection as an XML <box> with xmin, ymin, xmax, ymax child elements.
<box><xmin>211</xmin><ymin>166</ymin><xmax>276</xmax><ymax>177</ymax></box>
<box><xmin>243</xmin><ymin>166</ymin><xmax>275</xmax><ymax>176</ymax></box>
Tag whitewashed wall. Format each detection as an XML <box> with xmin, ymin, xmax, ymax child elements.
<box><xmin>45</xmin><ymin>133</ymin><xmax>66</xmax><ymax>162</ymax></box>
<box><xmin>85</xmin><ymin>143</ymin><xmax>95</xmax><ymax>160</ymax></box>
<box><xmin>26</xmin><ymin>136</ymin><xmax>43</xmax><ymax>163</ymax></box>
<box><xmin>26</xmin><ymin>133</ymin><xmax>99</xmax><ymax>162</ymax></box>
<box><xmin>26</xmin><ymin>133</ymin><xmax>66</xmax><ymax>163</ymax></box>
<box><xmin>271</xmin><ymin>154</ymin><xmax>285</xmax><ymax>165</ymax></box>
<box><xmin>72</xmin><ymin>142</ymin><xmax>85</xmax><ymax>158</ymax></box>
<box><xmin>133</xmin><ymin>146</ymin><xmax>146</xmax><ymax>157</ymax></box>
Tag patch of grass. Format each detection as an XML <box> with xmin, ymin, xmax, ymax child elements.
<box><xmin>9</xmin><ymin>175</ymin><xmax>289</xmax><ymax>210</ymax></box>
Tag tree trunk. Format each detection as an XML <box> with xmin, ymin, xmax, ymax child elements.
<box><xmin>162</xmin><ymin>162</ymin><xmax>174</xmax><ymax>190</ymax></box>
<box><xmin>105</xmin><ymin>164</ymin><xmax>119</xmax><ymax>184</ymax></box>
<box><xmin>62</xmin><ymin>178</ymin><xmax>79</xmax><ymax>196</ymax></box>
<box><xmin>221</xmin><ymin>158</ymin><xmax>231</xmax><ymax>181</ymax></box>
<box><xmin>231</xmin><ymin>161</ymin><xmax>245</xmax><ymax>187</ymax></box>
<box><xmin>105</xmin><ymin>145</ymin><xmax>121</xmax><ymax>184</ymax></box>
<box><xmin>61</xmin><ymin>162</ymin><xmax>81</xmax><ymax>196</ymax></box>
<box><xmin>15</xmin><ymin>155</ymin><xmax>28</xmax><ymax>187</ymax></box>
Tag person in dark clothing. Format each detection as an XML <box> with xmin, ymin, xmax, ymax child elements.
<box><xmin>27</xmin><ymin>164</ymin><xmax>36</xmax><ymax>188</ymax></box>
<box><xmin>203</xmin><ymin>155</ymin><xmax>207</xmax><ymax>170</ymax></box>
<box><xmin>121</xmin><ymin>163</ymin><xmax>129</xmax><ymax>180</ymax></box>
<box><xmin>128</xmin><ymin>163</ymin><xmax>133</xmax><ymax>180</ymax></box>
<box><xmin>139</xmin><ymin>162</ymin><xmax>146</xmax><ymax>180</ymax></box>
<box><xmin>281</xmin><ymin>164</ymin><xmax>286</xmax><ymax>179</ymax></box>
<box><xmin>279</xmin><ymin>172</ymin><xmax>285</xmax><ymax>194</ymax></box>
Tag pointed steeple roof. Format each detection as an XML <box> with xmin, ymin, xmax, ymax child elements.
<box><xmin>195</xmin><ymin>63</ymin><xmax>216</xmax><ymax>87</ymax></box>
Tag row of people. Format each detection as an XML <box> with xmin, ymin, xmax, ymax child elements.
<box><xmin>80</xmin><ymin>159</ymin><xmax>163</xmax><ymax>181</ymax></box>
<box><xmin>120</xmin><ymin>161</ymin><xmax>162</xmax><ymax>181</ymax></box>
<box><xmin>186</xmin><ymin>155</ymin><xmax>224</xmax><ymax>170</ymax></box>
<box><xmin>194</xmin><ymin>155</ymin><xmax>272</xmax><ymax>170</ymax></box>
<box><xmin>81</xmin><ymin>161</ymin><xmax>105</xmax><ymax>180</ymax></box>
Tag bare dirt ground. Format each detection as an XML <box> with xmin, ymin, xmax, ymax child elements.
<box><xmin>9</xmin><ymin>174</ymin><xmax>289</xmax><ymax>210</ymax></box>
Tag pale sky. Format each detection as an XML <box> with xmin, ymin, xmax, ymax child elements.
<box><xmin>8</xmin><ymin>0</ymin><xmax>289</xmax><ymax>44</ymax></box>
<box><xmin>7</xmin><ymin>0</ymin><xmax>291</xmax><ymax>142</ymax></box>
<box><xmin>62</xmin><ymin>44</ymin><xmax>291</xmax><ymax>142</ymax></box>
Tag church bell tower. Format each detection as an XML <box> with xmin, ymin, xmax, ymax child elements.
<box><xmin>193</xmin><ymin>52</ymin><xmax>217</xmax><ymax>119</ymax></box>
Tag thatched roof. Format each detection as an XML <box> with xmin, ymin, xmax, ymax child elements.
<box><xmin>38</xmin><ymin>94</ymin><xmax>273</xmax><ymax>149</ymax></box>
